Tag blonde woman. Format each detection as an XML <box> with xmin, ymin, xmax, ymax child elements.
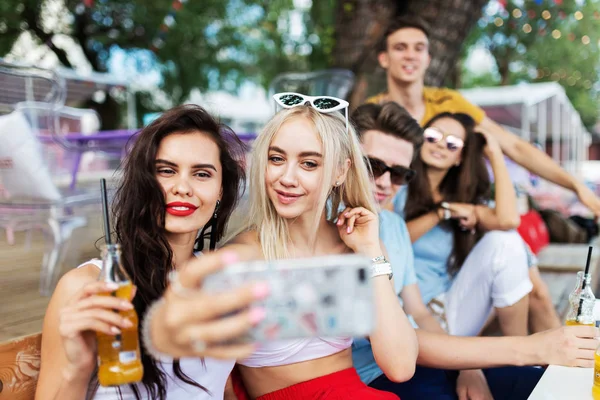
<box><xmin>145</xmin><ymin>94</ymin><xmax>418</xmax><ymax>399</ymax></box>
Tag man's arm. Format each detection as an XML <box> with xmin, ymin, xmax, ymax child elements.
<box><xmin>478</xmin><ymin>117</ymin><xmax>600</xmax><ymax>217</ymax></box>
<box><xmin>416</xmin><ymin>326</ymin><xmax>599</xmax><ymax>370</ymax></box>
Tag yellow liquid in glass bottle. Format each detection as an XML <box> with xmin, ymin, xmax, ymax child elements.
<box><xmin>593</xmin><ymin>351</ymin><xmax>600</xmax><ymax>399</ymax></box>
<box><xmin>96</xmin><ymin>281</ymin><xmax>144</xmax><ymax>386</ymax></box>
<box><xmin>565</xmin><ymin>319</ymin><xmax>595</xmax><ymax>327</ymax></box>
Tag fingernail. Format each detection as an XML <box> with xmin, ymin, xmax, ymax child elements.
<box><xmin>249</xmin><ymin>307</ymin><xmax>266</xmax><ymax>324</ymax></box>
<box><xmin>336</xmin><ymin>219</ymin><xmax>342</xmax><ymax>226</ymax></box>
<box><xmin>111</xmin><ymin>326</ymin><xmax>121</xmax><ymax>334</ymax></box>
<box><xmin>253</xmin><ymin>282</ymin><xmax>270</xmax><ymax>299</ymax></box>
<box><xmin>347</xmin><ymin>226</ymin><xmax>351</xmax><ymax>234</ymax></box>
<box><xmin>221</xmin><ymin>251</ymin><xmax>238</xmax><ymax>265</ymax></box>
<box><xmin>123</xmin><ymin>318</ymin><xmax>134</xmax><ymax>328</ymax></box>
<box><xmin>121</xmin><ymin>301</ymin><xmax>133</xmax><ymax>309</ymax></box>
<box><xmin>106</xmin><ymin>283</ymin><xmax>119</xmax><ymax>290</ymax></box>
<box><xmin>345</xmin><ymin>212</ymin><xmax>350</xmax><ymax>217</ymax></box>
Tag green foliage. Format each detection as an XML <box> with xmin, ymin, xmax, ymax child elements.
<box><xmin>0</xmin><ymin>0</ymin><xmax>332</xmax><ymax>112</ymax></box>
<box><xmin>461</xmin><ymin>0</ymin><xmax>600</xmax><ymax>129</ymax></box>
<box><xmin>307</xmin><ymin>0</ymin><xmax>336</xmax><ymax>70</ymax></box>
<box><xmin>0</xmin><ymin>1</ymin><xmax>41</xmax><ymax>55</ymax></box>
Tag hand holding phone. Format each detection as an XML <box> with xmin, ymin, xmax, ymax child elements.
<box><xmin>203</xmin><ymin>254</ymin><xmax>375</xmax><ymax>342</ymax></box>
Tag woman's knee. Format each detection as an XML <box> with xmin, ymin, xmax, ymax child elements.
<box><xmin>476</xmin><ymin>231</ymin><xmax>528</xmax><ymax>267</ymax></box>
<box><xmin>479</xmin><ymin>230</ymin><xmax>525</xmax><ymax>250</ymax></box>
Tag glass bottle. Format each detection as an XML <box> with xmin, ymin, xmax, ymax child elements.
<box><xmin>96</xmin><ymin>244</ymin><xmax>144</xmax><ymax>386</ymax></box>
<box><xmin>565</xmin><ymin>271</ymin><xmax>596</xmax><ymax>326</ymax></box>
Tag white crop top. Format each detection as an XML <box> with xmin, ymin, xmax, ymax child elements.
<box><xmin>80</xmin><ymin>258</ymin><xmax>234</xmax><ymax>400</ymax></box>
<box><xmin>237</xmin><ymin>336</ymin><xmax>353</xmax><ymax>368</ymax></box>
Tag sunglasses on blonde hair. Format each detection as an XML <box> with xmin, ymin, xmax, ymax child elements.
<box><xmin>273</xmin><ymin>92</ymin><xmax>349</xmax><ymax>132</ymax></box>
<box><xmin>423</xmin><ymin>127</ymin><xmax>464</xmax><ymax>151</ymax></box>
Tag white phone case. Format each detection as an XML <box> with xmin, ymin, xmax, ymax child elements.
<box><xmin>203</xmin><ymin>254</ymin><xmax>375</xmax><ymax>342</ymax></box>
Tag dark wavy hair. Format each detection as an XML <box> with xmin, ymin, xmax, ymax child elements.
<box><xmin>404</xmin><ymin>112</ymin><xmax>490</xmax><ymax>276</ymax></box>
<box><xmin>88</xmin><ymin>104</ymin><xmax>246</xmax><ymax>399</ymax></box>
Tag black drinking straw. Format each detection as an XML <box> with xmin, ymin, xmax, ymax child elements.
<box><xmin>575</xmin><ymin>246</ymin><xmax>593</xmax><ymax>320</ymax></box>
<box><xmin>100</xmin><ymin>179</ymin><xmax>112</xmax><ymax>245</ymax></box>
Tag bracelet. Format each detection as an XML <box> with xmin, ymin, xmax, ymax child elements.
<box><xmin>370</xmin><ymin>256</ymin><xmax>393</xmax><ymax>280</ymax></box>
<box><xmin>141</xmin><ymin>298</ymin><xmax>171</xmax><ymax>361</ymax></box>
<box><xmin>439</xmin><ymin>202</ymin><xmax>451</xmax><ymax>220</ymax></box>
<box><xmin>435</xmin><ymin>208</ymin><xmax>443</xmax><ymax>221</ymax></box>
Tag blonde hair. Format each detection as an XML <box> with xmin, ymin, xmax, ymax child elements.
<box><xmin>246</xmin><ymin>106</ymin><xmax>376</xmax><ymax>260</ymax></box>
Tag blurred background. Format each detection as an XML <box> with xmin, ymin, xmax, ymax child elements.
<box><xmin>1</xmin><ymin>0</ymin><xmax>598</xmax><ymax>136</ymax></box>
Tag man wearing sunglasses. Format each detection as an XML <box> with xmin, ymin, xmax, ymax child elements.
<box><xmin>351</xmin><ymin>102</ymin><xmax>598</xmax><ymax>400</ymax></box>
<box><xmin>367</xmin><ymin>15</ymin><xmax>600</xmax><ymax>218</ymax></box>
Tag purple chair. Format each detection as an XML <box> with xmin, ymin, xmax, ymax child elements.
<box><xmin>0</xmin><ymin>60</ymin><xmax>134</xmax><ymax>295</ymax></box>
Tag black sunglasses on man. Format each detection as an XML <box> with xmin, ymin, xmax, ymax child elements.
<box><xmin>364</xmin><ymin>157</ymin><xmax>416</xmax><ymax>185</ymax></box>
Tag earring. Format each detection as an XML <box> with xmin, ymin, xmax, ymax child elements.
<box><xmin>334</xmin><ymin>181</ymin><xmax>340</xmax><ymax>187</ymax></box>
<box><xmin>213</xmin><ymin>199</ymin><xmax>221</xmax><ymax>218</ymax></box>
<box><xmin>209</xmin><ymin>200</ymin><xmax>221</xmax><ymax>250</ymax></box>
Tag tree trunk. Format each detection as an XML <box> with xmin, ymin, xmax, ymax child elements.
<box><xmin>447</xmin><ymin>58</ymin><xmax>462</xmax><ymax>89</ymax></box>
<box><xmin>332</xmin><ymin>0</ymin><xmax>488</xmax><ymax>104</ymax></box>
<box><xmin>407</xmin><ymin>0</ymin><xmax>488</xmax><ymax>86</ymax></box>
<box><xmin>332</xmin><ymin>0</ymin><xmax>398</xmax><ymax>107</ymax></box>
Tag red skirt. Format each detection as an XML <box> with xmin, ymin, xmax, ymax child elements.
<box><xmin>256</xmin><ymin>368</ymin><xmax>399</xmax><ymax>400</ymax></box>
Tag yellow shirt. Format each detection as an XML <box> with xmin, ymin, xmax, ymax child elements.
<box><xmin>366</xmin><ymin>87</ymin><xmax>486</xmax><ymax>127</ymax></box>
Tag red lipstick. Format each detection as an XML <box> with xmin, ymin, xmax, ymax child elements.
<box><xmin>166</xmin><ymin>202</ymin><xmax>198</xmax><ymax>217</ymax></box>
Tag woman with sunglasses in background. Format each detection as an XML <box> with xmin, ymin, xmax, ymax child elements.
<box><xmin>145</xmin><ymin>93</ymin><xmax>418</xmax><ymax>399</ymax></box>
<box><xmin>393</xmin><ymin>112</ymin><xmax>532</xmax><ymax>338</ymax></box>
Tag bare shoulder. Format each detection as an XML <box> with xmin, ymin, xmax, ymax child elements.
<box><xmin>222</xmin><ymin>230</ymin><xmax>262</xmax><ymax>260</ymax></box>
<box><xmin>50</xmin><ymin>263</ymin><xmax>101</xmax><ymax>307</ymax></box>
<box><xmin>228</xmin><ymin>229</ymin><xmax>259</xmax><ymax>246</ymax></box>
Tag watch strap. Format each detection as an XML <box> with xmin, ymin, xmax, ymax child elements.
<box><xmin>370</xmin><ymin>256</ymin><xmax>393</xmax><ymax>280</ymax></box>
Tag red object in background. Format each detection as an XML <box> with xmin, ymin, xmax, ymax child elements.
<box><xmin>517</xmin><ymin>210</ymin><xmax>550</xmax><ymax>255</ymax></box>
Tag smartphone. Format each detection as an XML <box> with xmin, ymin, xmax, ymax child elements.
<box><xmin>203</xmin><ymin>253</ymin><xmax>375</xmax><ymax>342</ymax></box>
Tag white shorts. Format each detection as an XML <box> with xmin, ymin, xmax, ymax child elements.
<box><xmin>426</xmin><ymin>230</ymin><xmax>533</xmax><ymax>336</ymax></box>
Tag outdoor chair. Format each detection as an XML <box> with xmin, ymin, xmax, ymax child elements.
<box><xmin>0</xmin><ymin>332</ymin><xmax>41</xmax><ymax>400</ymax></box>
<box><xmin>0</xmin><ymin>60</ymin><xmax>124</xmax><ymax>295</ymax></box>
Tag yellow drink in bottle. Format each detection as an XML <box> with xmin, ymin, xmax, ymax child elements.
<box><xmin>565</xmin><ymin>319</ymin><xmax>595</xmax><ymax>327</ymax></box>
<box><xmin>593</xmin><ymin>349</ymin><xmax>600</xmax><ymax>400</ymax></box>
<box><xmin>565</xmin><ymin>271</ymin><xmax>596</xmax><ymax>328</ymax></box>
<box><xmin>96</xmin><ymin>280</ymin><xmax>143</xmax><ymax>386</ymax></box>
<box><xmin>96</xmin><ymin>244</ymin><xmax>143</xmax><ymax>386</ymax></box>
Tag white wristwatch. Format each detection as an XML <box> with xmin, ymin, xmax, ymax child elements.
<box><xmin>370</xmin><ymin>256</ymin><xmax>393</xmax><ymax>280</ymax></box>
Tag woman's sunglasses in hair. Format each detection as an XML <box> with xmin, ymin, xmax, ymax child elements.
<box><xmin>273</xmin><ymin>92</ymin><xmax>349</xmax><ymax>132</ymax></box>
<box><xmin>365</xmin><ymin>157</ymin><xmax>416</xmax><ymax>185</ymax></box>
<box><xmin>423</xmin><ymin>127</ymin><xmax>465</xmax><ymax>152</ymax></box>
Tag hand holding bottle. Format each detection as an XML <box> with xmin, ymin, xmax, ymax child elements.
<box><xmin>528</xmin><ymin>325</ymin><xmax>599</xmax><ymax>368</ymax></box>
<box><xmin>58</xmin><ymin>280</ymin><xmax>135</xmax><ymax>380</ymax></box>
